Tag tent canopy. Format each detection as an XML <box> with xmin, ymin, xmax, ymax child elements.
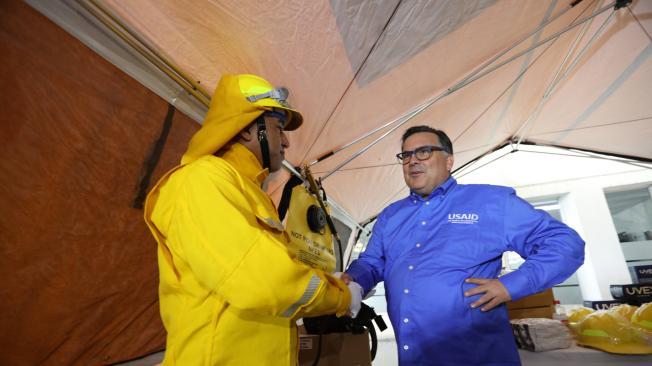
<box><xmin>58</xmin><ymin>0</ymin><xmax>652</xmax><ymax>222</ymax></box>
<box><xmin>95</xmin><ymin>0</ymin><xmax>651</xmax><ymax>222</ymax></box>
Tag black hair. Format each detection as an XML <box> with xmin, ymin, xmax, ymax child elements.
<box><xmin>401</xmin><ymin>125</ymin><xmax>453</xmax><ymax>154</ymax></box>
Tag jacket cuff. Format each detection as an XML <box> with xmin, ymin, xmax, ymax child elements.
<box><xmin>335</xmin><ymin>281</ymin><xmax>351</xmax><ymax>317</ymax></box>
<box><xmin>499</xmin><ymin>270</ymin><xmax>531</xmax><ymax>302</ymax></box>
<box><xmin>344</xmin><ymin>267</ymin><xmax>371</xmax><ymax>294</ymax></box>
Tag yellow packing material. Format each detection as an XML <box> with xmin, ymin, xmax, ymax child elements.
<box><xmin>572</xmin><ymin>304</ymin><xmax>652</xmax><ymax>354</ymax></box>
<box><xmin>285</xmin><ymin>185</ymin><xmax>336</xmax><ymax>272</ymax></box>
<box><xmin>567</xmin><ymin>307</ymin><xmax>594</xmax><ymax>324</ymax></box>
<box><xmin>612</xmin><ymin>304</ymin><xmax>639</xmax><ymax>322</ymax></box>
<box><xmin>632</xmin><ymin>303</ymin><xmax>652</xmax><ymax>331</ymax></box>
<box><xmin>631</xmin><ymin>303</ymin><xmax>652</xmax><ymax>345</ymax></box>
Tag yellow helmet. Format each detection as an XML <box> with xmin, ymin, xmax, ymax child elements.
<box><xmin>568</xmin><ymin>307</ymin><xmax>594</xmax><ymax>325</ymax></box>
<box><xmin>236</xmin><ymin>74</ymin><xmax>303</xmax><ymax>130</ymax></box>
<box><xmin>612</xmin><ymin>304</ymin><xmax>639</xmax><ymax>321</ymax></box>
<box><xmin>181</xmin><ymin>74</ymin><xmax>303</xmax><ymax>164</ymax></box>
<box><xmin>575</xmin><ymin>306</ymin><xmax>652</xmax><ymax>354</ymax></box>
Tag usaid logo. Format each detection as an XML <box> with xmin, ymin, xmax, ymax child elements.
<box><xmin>448</xmin><ymin>213</ymin><xmax>479</xmax><ymax>224</ymax></box>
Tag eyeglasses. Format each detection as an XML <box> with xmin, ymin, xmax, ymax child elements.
<box><xmin>246</xmin><ymin>87</ymin><xmax>291</xmax><ymax>108</ymax></box>
<box><xmin>396</xmin><ymin>145</ymin><xmax>447</xmax><ymax>164</ymax></box>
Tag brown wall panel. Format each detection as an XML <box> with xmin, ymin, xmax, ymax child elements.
<box><xmin>0</xmin><ymin>1</ymin><xmax>198</xmax><ymax>365</ymax></box>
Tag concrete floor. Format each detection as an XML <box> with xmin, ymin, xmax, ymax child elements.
<box><xmin>110</xmin><ymin>341</ymin><xmax>397</xmax><ymax>366</ymax></box>
<box><xmin>112</xmin><ymin>352</ymin><xmax>163</xmax><ymax>366</ymax></box>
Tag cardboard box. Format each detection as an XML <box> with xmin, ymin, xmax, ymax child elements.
<box><xmin>610</xmin><ymin>283</ymin><xmax>652</xmax><ymax>305</ymax></box>
<box><xmin>298</xmin><ymin>331</ymin><xmax>371</xmax><ymax>366</ymax></box>
<box><xmin>630</xmin><ymin>264</ymin><xmax>652</xmax><ymax>284</ymax></box>
<box><xmin>507</xmin><ymin>289</ymin><xmax>554</xmax><ymax>310</ymax></box>
<box><xmin>508</xmin><ymin>305</ymin><xmax>554</xmax><ymax>320</ymax></box>
<box><xmin>583</xmin><ymin>300</ymin><xmax>626</xmax><ymax>310</ymax></box>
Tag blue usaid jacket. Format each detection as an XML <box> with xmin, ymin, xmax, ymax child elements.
<box><xmin>346</xmin><ymin>177</ymin><xmax>584</xmax><ymax>366</ymax></box>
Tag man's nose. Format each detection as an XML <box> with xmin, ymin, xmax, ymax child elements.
<box><xmin>281</xmin><ymin>131</ymin><xmax>290</xmax><ymax>149</ymax></box>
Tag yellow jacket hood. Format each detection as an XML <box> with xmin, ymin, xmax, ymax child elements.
<box><xmin>181</xmin><ymin>74</ymin><xmax>303</xmax><ymax>164</ymax></box>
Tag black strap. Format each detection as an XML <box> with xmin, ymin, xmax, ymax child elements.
<box><xmin>256</xmin><ymin>115</ymin><xmax>270</xmax><ymax>170</ymax></box>
<box><xmin>278</xmin><ymin>169</ymin><xmax>304</xmax><ymax>221</ymax></box>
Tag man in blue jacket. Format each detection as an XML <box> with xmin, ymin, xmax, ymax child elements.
<box><xmin>342</xmin><ymin>125</ymin><xmax>585</xmax><ymax>365</ymax></box>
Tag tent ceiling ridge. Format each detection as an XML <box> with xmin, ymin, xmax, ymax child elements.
<box><xmin>529</xmin><ymin>115</ymin><xmax>652</xmax><ymax>136</ymax></box>
<box><xmin>626</xmin><ymin>5</ymin><xmax>652</xmax><ymax>42</ymax></box>
<box><xmin>453</xmin><ymin>138</ymin><xmax>652</xmax><ymax>182</ymax></box>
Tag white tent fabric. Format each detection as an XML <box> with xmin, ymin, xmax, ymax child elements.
<box><xmin>97</xmin><ymin>0</ymin><xmax>652</xmax><ymax>222</ymax></box>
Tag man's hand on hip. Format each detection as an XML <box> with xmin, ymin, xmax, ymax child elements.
<box><xmin>464</xmin><ymin>278</ymin><xmax>512</xmax><ymax>311</ymax></box>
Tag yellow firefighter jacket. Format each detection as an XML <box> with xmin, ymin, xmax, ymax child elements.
<box><xmin>144</xmin><ymin>143</ymin><xmax>351</xmax><ymax>365</ymax></box>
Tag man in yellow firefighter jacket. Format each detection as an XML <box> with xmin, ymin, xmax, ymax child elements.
<box><xmin>144</xmin><ymin>74</ymin><xmax>361</xmax><ymax>365</ymax></box>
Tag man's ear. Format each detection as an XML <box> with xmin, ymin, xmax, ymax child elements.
<box><xmin>239</xmin><ymin>123</ymin><xmax>256</xmax><ymax>142</ymax></box>
<box><xmin>446</xmin><ymin>154</ymin><xmax>454</xmax><ymax>172</ymax></box>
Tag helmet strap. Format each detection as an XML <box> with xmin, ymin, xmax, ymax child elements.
<box><xmin>256</xmin><ymin>115</ymin><xmax>271</xmax><ymax>170</ymax></box>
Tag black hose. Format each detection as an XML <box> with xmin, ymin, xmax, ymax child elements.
<box><xmin>311</xmin><ymin>331</ymin><xmax>323</xmax><ymax>366</ymax></box>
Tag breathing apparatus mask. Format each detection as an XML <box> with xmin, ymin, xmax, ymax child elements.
<box><xmin>280</xmin><ymin>166</ymin><xmax>387</xmax><ymax>364</ymax></box>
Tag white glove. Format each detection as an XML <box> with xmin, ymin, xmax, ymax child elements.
<box><xmin>348</xmin><ymin>281</ymin><xmax>364</xmax><ymax>318</ymax></box>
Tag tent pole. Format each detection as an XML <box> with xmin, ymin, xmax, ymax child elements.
<box><xmin>511</xmin><ymin>0</ymin><xmax>599</xmax><ymax>144</ymax></box>
<box><xmin>453</xmin><ymin>141</ymin><xmax>651</xmax><ymax>182</ymax></box>
<box><xmin>86</xmin><ymin>0</ymin><xmax>211</xmax><ymax>101</ymax></box>
<box><xmin>310</xmin><ymin>0</ymin><xmax>595</xmax><ymax>167</ymax></box>
<box><xmin>75</xmin><ymin>0</ymin><xmax>211</xmax><ymax>107</ymax></box>
<box><xmin>516</xmin><ymin>142</ymin><xmax>652</xmax><ymax>168</ymax></box>
<box><xmin>451</xmin><ymin>1</ymin><xmax>616</xmax><ymax>92</ymax></box>
<box><xmin>515</xmin><ymin>8</ymin><xmax>616</xmax><ymax>147</ymax></box>
<box><xmin>319</xmin><ymin>1</ymin><xmax>617</xmax><ymax>181</ymax></box>
<box><xmin>309</xmin><ymin>0</ymin><xmax>584</xmax><ymax>167</ymax></box>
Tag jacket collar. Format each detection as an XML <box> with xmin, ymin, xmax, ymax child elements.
<box><xmin>221</xmin><ymin>143</ymin><xmax>269</xmax><ymax>185</ymax></box>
